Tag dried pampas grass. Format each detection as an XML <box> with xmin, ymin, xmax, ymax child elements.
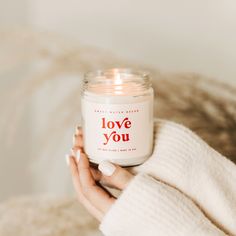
<box><xmin>0</xmin><ymin>29</ymin><xmax>236</xmax><ymax>163</ymax></box>
<box><xmin>153</xmin><ymin>73</ymin><xmax>236</xmax><ymax>162</ymax></box>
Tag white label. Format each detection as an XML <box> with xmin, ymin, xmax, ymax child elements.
<box><xmin>81</xmin><ymin>98</ymin><xmax>153</xmax><ymax>165</ymax></box>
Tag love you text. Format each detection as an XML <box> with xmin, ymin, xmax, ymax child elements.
<box><xmin>101</xmin><ymin>117</ymin><xmax>131</xmax><ymax>145</ymax></box>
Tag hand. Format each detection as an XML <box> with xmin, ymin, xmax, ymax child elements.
<box><xmin>66</xmin><ymin>126</ymin><xmax>134</xmax><ymax>222</ymax></box>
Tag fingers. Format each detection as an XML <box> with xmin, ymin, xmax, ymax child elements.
<box><xmin>98</xmin><ymin>161</ymin><xmax>134</xmax><ymax>190</ymax></box>
<box><xmin>90</xmin><ymin>167</ymin><xmax>103</xmax><ymax>181</ymax></box>
<box><xmin>75</xmin><ymin>126</ymin><xmax>83</xmax><ymax>136</ymax></box>
<box><xmin>74</xmin><ymin>126</ymin><xmax>83</xmax><ymax>147</ymax></box>
<box><xmin>72</xmin><ymin>126</ymin><xmax>84</xmax><ymax>152</ymax></box>
<box><xmin>73</xmin><ymin>134</ymin><xmax>84</xmax><ymax>149</ymax></box>
<box><xmin>77</xmin><ymin>151</ymin><xmax>115</xmax><ymax>214</ymax></box>
<box><xmin>71</xmin><ymin>126</ymin><xmax>133</xmax><ymax>190</ymax></box>
<box><xmin>66</xmin><ymin>154</ymin><xmax>103</xmax><ymax>221</ymax></box>
<box><xmin>68</xmin><ymin>125</ymin><xmax>116</xmax><ymax>220</ymax></box>
<box><xmin>69</xmin><ymin>125</ymin><xmax>133</xmax><ymax>218</ymax></box>
<box><xmin>77</xmin><ymin>150</ymin><xmax>95</xmax><ymax>187</ymax></box>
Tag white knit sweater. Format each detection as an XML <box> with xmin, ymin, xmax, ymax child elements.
<box><xmin>99</xmin><ymin>119</ymin><xmax>236</xmax><ymax>236</ymax></box>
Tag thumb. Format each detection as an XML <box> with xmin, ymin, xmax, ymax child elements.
<box><xmin>98</xmin><ymin>161</ymin><xmax>134</xmax><ymax>190</ymax></box>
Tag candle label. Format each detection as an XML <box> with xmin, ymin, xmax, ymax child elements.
<box><xmin>81</xmin><ymin>98</ymin><xmax>153</xmax><ymax>164</ymax></box>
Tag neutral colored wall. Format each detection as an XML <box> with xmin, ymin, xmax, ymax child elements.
<box><xmin>0</xmin><ymin>0</ymin><xmax>235</xmax><ymax>83</ymax></box>
<box><xmin>0</xmin><ymin>0</ymin><xmax>28</xmax><ymax>26</ymax></box>
<box><xmin>0</xmin><ymin>0</ymin><xmax>30</xmax><ymax>200</ymax></box>
<box><xmin>0</xmin><ymin>0</ymin><xmax>236</xmax><ymax>200</ymax></box>
<box><xmin>29</xmin><ymin>0</ymin><xmax>236</xmax><ymax>84</ymax></box>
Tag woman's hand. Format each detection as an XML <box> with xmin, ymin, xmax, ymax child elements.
<box><xmin>66</xmin><ymin>126</ymin><xmax>134</xmax><ymax>222</ymax></box>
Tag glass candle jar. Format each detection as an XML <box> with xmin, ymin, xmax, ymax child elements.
<box><xmin>81</xmin><ymin>68</ymin><xmax>154</xmax><ymax>166</ymax></box>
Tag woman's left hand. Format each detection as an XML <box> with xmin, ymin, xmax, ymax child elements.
<box><xmin>66</xmin><ymin>126</ymin><xmax>134</xmax><ymax>222</ymax></box>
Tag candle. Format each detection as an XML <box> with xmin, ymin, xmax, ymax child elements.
<box><xmin>81</xmin><ymin>68</ymin><xmax>154</xmax><ymax>166</ymax></box>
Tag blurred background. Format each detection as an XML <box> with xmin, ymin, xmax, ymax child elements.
<box><xmin>1</xmin><ymin>0</ymin><xmax>236</xmax><ymax>82</ymax></box>
<box><xmin>0</xmin><ymin>0</ymin><xmax>236</xmax><ymax>235</ymax></box>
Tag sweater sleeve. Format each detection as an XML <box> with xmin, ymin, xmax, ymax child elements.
<box><xmin>133</xmin><ymin>119</ymin><xmax>236</xmax><ymax>235</ymax></box>
<box><xmin>99</xmin><ymin>173</ymin><xmax>226</xmax><ymax>236</ymax></box>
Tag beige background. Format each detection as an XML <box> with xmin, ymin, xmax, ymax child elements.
<box><xmin>1</xmin><ymin>0</ymin><xmax>236</xmax><ymax>84</ymax></box>
<box><xmin>0</xmin><ymin>0</ymin><xmax>236</xmax><ymax>200</ymax></box>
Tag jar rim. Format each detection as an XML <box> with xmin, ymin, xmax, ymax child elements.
<box><xmin>84</xmin><ymin>68</ymin><xmax>151</xmax><ymax>83</ymax></box>
<box><xmin>83</xmin><ymin>68</ymin><xmax>152</xmax><ymax>96</ymax></box>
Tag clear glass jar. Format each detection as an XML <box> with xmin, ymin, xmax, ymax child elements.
<box><xmin>81</xmin><ymin>68</ymin><xmax>154</xmax><ymax>166</ymax></box>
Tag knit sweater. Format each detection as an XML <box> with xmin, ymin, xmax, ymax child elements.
<box><xmin>99</xmin><ymin>119</ymin><xmax>236</xmax><ymax>236</ymax></box>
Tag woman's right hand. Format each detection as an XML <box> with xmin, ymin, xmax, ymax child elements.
<box><xmin>66</xmin><ymin>126</ymin><xmax>134</xmax><ymax>222</ymax></box>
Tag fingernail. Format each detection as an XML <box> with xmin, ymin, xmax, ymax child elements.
<box><xmin>76</xmin><ymin>149</ymin><xmax>81</xmax><ymax>162</ymax></box>
<box><xmin>70</xmin><ymin>148</ymin><xmax>76</xmax><ymax>156</ymax></box>
<box><xmin>65</xmin><ymin>154</ymin><xmax>71</xmax><ymax>166</ymax></box>
<box><xmin>98</xmin><ymin>161</ymin><xmax>116</xmax><ymax>176</ymax></box>
<box><xmin>75</xmin><ymin>126</ymin><xmax>82</xmax><ymax>135</ymax></box>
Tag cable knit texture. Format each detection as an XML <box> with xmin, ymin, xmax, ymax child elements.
<box><xmin>99</xmin><ymin>119</ymin><xmax>236</xmax><ymax>236</ymax></box>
